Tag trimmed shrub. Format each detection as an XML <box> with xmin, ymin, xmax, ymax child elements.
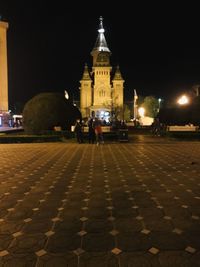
<box><xmin>23</xmin><ymin>92</ymin><xmax>81</xmax><ymax>134</ymax></box>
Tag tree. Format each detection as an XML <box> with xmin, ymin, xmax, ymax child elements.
<box><xmin>142</xmin><ymin>96</ymin><xmax>159</xmax><ymax>118</ymax></box>
<box><xmin>23</xmin><ymin>92</ymin><xmax>81</xmax><ymax>134</ymax></box>
<box><xmin>114</xmin><ymin>104</ymin><xmax>130</xmax><ymax>121</ymax></box>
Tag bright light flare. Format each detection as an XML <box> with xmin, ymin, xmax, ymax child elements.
<box><xmin>138</xmin><ymin>107</ymin><xmax>145</xmax><ymax>117</ymax></box>
<box><xmin>177</xmin><ymin>95</ymin><xmax>189</xmax><ymax>105</ymax></box>
<box><xmin>64</xmin><ymin>90</ymin><xmax>69</xmax><ymax>99</ymax></box>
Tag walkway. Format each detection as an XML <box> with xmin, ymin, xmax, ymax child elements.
<box><xmin>0</xmin><ymin>140</ymin><xmax>200</xmax><ymax>266</ymax></box>
<box><xmin>0</xmin><ymin>126</ymin><xmax>23</xmax><ymax>133</ymax></box>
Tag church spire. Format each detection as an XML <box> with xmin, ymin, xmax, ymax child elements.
<box><xmin>91</xmin><ymin>16</ymin><xmax>111</xmax><ymax>55</ymax></box>
<box><xmin>113</xmin><ymin>65</ymin><xmax>123</xmax><ymax>80</ymax></box>
<box><xmin>81</xmin><ymin>63</ymin><xmax>91</xmax><ymax>80</ymax></box>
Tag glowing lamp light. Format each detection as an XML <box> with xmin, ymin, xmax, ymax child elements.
<box><xmin>64</xmin><ymin>90</ymin><xmax>69</xmax><ymax>100</ymax></box>
<box><xmin>138</xmin><ymin>107</ymin><xmax>145</xmax><ymax>117</ymax></box>
<box><xmin>177</xmin><ymin>95</ymin><xmax>189</xmax><ymax>105</ymax></box>
<box><xmin>98</xmin><ymin>28</ymin><xmax>105</xmax><ymax>33</ymax></box>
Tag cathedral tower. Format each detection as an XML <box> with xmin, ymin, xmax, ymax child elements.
<box><xmin>80</xmin><ymin>63</ymin><xmax>92</xmax><ymax>118</ymax></box>
<box><xmin>0</xmin><ymin>20</ymin><xmax>9</xmax><ymax>112</ymax></box>
<box><xmin>80</xmin><ymin>17</ymin><xmax>124</xmax><ymax>121</ymax></box>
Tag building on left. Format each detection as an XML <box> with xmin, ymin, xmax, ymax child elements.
<box><xmin>0</xmin><ymin>19</ymin><xmax>9</xmax><ymax>126</ymax></box>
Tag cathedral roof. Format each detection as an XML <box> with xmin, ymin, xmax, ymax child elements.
<box><xmin>113</xmin><ymin>65</ymin><xmax>124</xmax><ymax>80</ymax></box>
<box><xmin>81</xmin><ymin>63</ymin><xmax>92</xmax><ymax>80</ymax></box>
<box><xmin>91</xmin><ymin>16</ymin><xmax>111</xmax><ymax>54</ymax></box>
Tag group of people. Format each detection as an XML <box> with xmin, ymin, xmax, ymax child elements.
<box><xmin>151</xmin><ymin>118</ymin><xmax>166</xmax><ymax>136</ymax></box>
<box><xmin>74</xmin><ymin>117</ymin><xmax>104</xmax><ymax>145</ymax></box>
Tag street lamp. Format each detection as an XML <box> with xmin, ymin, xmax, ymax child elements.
<box><xmin>177</xmin><ymin>95</ymin><xmax>189</xmax><ymax>105</ymax></box>
<box><xmin>64</xmin><ymin>90</ymin><xmax>69</xmax><ymax>100</ymax></box>
<box><xmin>158</xmin><ymin>98</ymin><xmax>162</xmax><ymax>112</ymax></box>
<box><xmin>133</xmin><ymin>89</ymin><xmax>138</xmax><ymax>120</ymax></box>
<box><xmin>138</xmin><ymin>107</ymin><xmax>145</xmax><ymax>117</ymax></box>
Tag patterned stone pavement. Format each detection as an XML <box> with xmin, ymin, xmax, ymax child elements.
<box><xmin>0</xmin><ymin>139</ymin><xmax>200</xmax><ymax>266</ymax></box>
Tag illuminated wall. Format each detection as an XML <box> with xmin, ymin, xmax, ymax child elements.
<box><xmin>0</xmin><ymin>21</ymin><xmax>9</xmax><ymax>112</ymax></box>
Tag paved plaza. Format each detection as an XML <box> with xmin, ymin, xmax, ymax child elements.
<box><xmin>0</xmin><ymin>138</ymin><xmax>200</xmax><ymax>266</ymax></box>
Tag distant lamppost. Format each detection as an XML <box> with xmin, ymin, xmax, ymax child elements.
<box><xmin>133</xmin><ymin>89</ymin><xmax>138</xmax><ymax>120</ymax></box>
<box><xmin>64</xmin><ymin>90</ymin><xmax>69</xmax><ymax>100</ymax></box>
<box><xmin>158</xmin><ymin>98</ymin><xmax>162</xmax><ymax>112</ymax></box>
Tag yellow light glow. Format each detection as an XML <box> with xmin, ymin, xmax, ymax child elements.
<box><xmin>138</xmin><ymin>107</ymin><xmax>145</xmax><ymax>117</ymax></box>
<box><xmin>177</xmin><ymin>95</ymin><xmax>189</xmax><ymax>105</ymax></box>
<box><xmin>64</xmin><ymin>90</ymin><xmax>69</xmax><ymax>100</ymax></box>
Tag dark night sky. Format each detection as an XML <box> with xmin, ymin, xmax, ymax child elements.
<box><xmin>1</xmin><ymin>1</ymin><xmax>200</xmax><ymax>110</ymax></box>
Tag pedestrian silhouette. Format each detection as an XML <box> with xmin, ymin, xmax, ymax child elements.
<box><xmin>93</xmin><ymin>118</ymin><xmax>104</xmax><ymax>145</ymax></box>
<box><xmin>88</xmin><ymin>118</ymin><xmax>96</xmax><ymax>144</ymax></box>
<box><xmin>74</xmin><ymin>119</ymin><xmax>84</xmax><ymax>143</ymax></box>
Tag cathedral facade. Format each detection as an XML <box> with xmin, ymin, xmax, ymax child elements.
<box><xmin>80</xmin><ymin>17</ymin><xmax>124</xmax><ymax>122</ymax></box>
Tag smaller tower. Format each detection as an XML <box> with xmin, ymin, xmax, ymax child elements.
<box><xmin>0</xmin><ymin>20</ymin><xmax>9</xmax><ymax>112</ymax></box>
<box><xmin>79</xmin><ymin>64</ymin><xmax>92</xmax><ymax>118</ymax></box>
<box><xmin>112</xmin><ymin>65</ymin><xmax>124</xmax><ymax>107</ymax></box>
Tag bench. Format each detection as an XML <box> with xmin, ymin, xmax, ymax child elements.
<box><xmin>167</xmin><ymin>126</ymin><xmax>199</xmax><ymax>132</ymax></box>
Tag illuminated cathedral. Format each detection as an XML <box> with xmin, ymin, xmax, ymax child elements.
<box><xmin>80</xmin><ymin>17</ymin><xmax>124</xmax><ymax>121</ymax></box>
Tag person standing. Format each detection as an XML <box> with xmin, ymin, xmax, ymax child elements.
<box><xmin>88</xmin><ymin>117</ymin><xmax>96</xmax><ymax>144</ymax></box>
<box><xmin>74</xmin><ymin>119</ymin><xmax>84</xmax><ymax>143</ymax></box>
<box><xmin>151</xmin><ymin>118</ymin><xmax>161</xmax><ymax>136</ymax></box>
<box><xmin>94</xmin><ymin>118</ymin><xmax>104</xmax><ymax>145</ymax></box>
